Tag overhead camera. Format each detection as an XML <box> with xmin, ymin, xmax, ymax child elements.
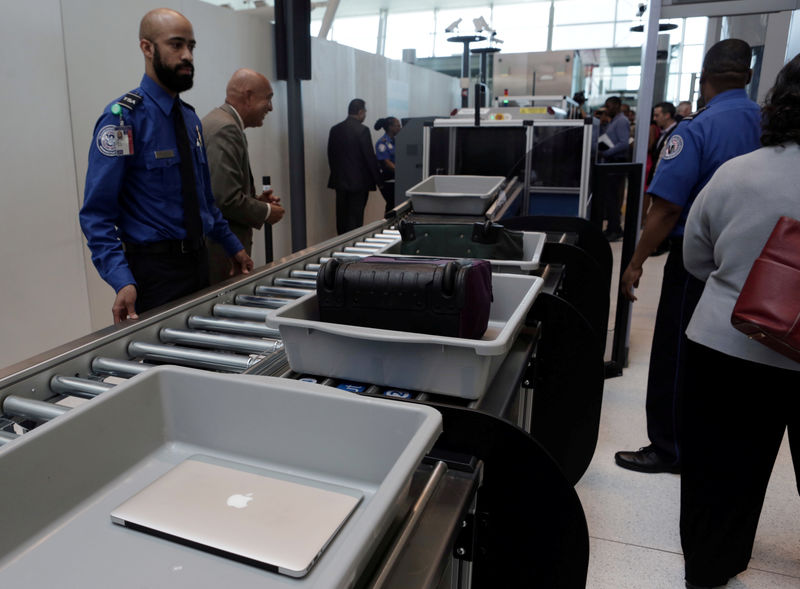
<box><xmin>636</xmin><ymin>3</ymin><xmax>647</xmax><ymax>17</ymax></box>
<box><xmin>473</xmin><ymin>16</ymin><xmax>495</xmax><ymax>34</ymax></box>
<box><xmin>445</xmin><ymin>18</ymin><xmax>462</xmax><ymax>33</ymax></box>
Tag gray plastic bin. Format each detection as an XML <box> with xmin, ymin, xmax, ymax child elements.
<box><xmin>0</xmin><ymin>367</ymin><xmax>442</xmax><ymax>588</ymax></box>
<box><xmin>406</xmin><ymin>175</ymin><xmax>506</xmax><ymax>215</ymax></box>
<box><xmin>377</xmin><ymin>230</ymin><xmax>547</xmax><ymax>273</ymax></box>
<box><xmin>268</xmin><ymin>273</ymin><xmax>543</xmax><ymax>399</ymax></box>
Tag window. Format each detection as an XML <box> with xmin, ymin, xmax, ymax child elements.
<box><xmin>492</xmin><ymin>3</ymin><xmax>551</xmax><ymax>54</ymax></box>
<box><xmin>552</xmin><ymin>23</ymin><xmax>615</xmax><ymax>51</ymax></box>
<box><xmin>385</xmin><ymin>10</ymin><xmax>436</xmax><ymax>60</ymax></box>
<box><xmin>329</xmin><ymin>15</ymin><xmax>380</xmax><ymax>54</ymax></box>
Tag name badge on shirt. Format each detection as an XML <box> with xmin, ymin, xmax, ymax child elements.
<box><xmin>154</xmin><ymin>149</ymin><xmax>176</xmax><ymax>159</ymax></box>
<box><xmin>96</xmin><ymin>125</ymin><xmax>134</xmax><ymax>157</ymax></box>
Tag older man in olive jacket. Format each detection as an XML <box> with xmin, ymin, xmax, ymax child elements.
<box><xmin>203</xmin><ymin>68</ymin><xmax>284</xmax><ymax>284</ymax></box>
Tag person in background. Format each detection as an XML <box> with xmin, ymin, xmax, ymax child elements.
<box><xmin>373</xmin><ymin>116</ymin><xmax>401</xmax><ymax>213</ymax></box>
<box><xmin>597</xmin><ymin>96</ymin><xmax>631</xmax><ymax>241</ymax></box>
<box><xmin>327</xmin><ymin>98</ymin><xmax>381</xmax><ymax>235</ymax></box>
<box><xmin>676</xmin><ymin>100</ymin><xmax>693</xmax><ymax>120</ymax></box>
<box><xmin>648</xmin><ymin>101</ymin><xmax>679</xmax><ymax>185</ymax></box>
<box><xmin>680</xmin><ymin>54</ymin><xmax>800</xmax><ymax>589</ymax></box>
<box><xmin>571</xmin><ymin>91</ymin><xmax>588</xmax><ymax>119</ymax></box>
<box><xmin>615</xmin><ymin>39</ymin><xmax>761</xmax><ymax>475</ymax></box>
<box><xmin>80</xmin><ymin>8</ymin><xmax>252</xmax><ymax>324</ymax></box>
<box><xmin>202</xmin><ymin>68</ymin><xmax>285</xmax><ymax>285</ymax></box>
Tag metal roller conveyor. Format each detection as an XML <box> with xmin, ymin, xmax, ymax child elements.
<box><xmin>212</xmin><ymin>304</ymin><xmax>271</xmax><ymax>322</ymax></box>
<box><xmin>0</xmin><ymin>431</ymin><xmax>18</xmax><ymax>446</ymax></box>
<box><xmin>344</xmin><ymin>247</ymin><xmax>379</xmax><ymax>254</ymax></box>
<box><xmin>50</xmin><ymin>376</ymin><xmax>114</xmax><ymax>398</ymax></box>
<box><xmin>127</xmin><ymin>341</ymin><xmax>253</xmax><ymax>372</ymax></box>
<box><xmin>305</xmin><ymin>263</ymin><xmax>321</xmax><ymax>272</ymax></box>
<box><xmin>92</xmin><ymin>357</ymin><xmax>154</xmax><ymax>377</ymax></box>
<box><xmin>254</xmin><ymin>285</ymin><xmax>311</xmax><ymax>298</ymax></box>
<box><xmin>365</xmin><ymin>237</ymin><xmax>397</xmax><ymax>244</ymax></box>
<box><xmin>3</xmin><ymin>396</ymin><xmax>69</xmax><ymax>422</ymax></box>
<box><xmin>352</xmin><ymin>242</ymin><xmax>385</xmax><ymax>249</ymax></box>
<box><xmin>332</xmin><ymin>252</ymin><xmax>367</xmax><ymax>259</ymax></box>
<box><xmin>235</xmin><ymin>294</ymin><xmax>293</xmax><ymax>309</ymax></box>
<box><xmin>290</xmin><ymin>270</ymin><xmax>319</xmax><ymax>279</ymax></box>
<box><xmin>187</xmin><ymin>316</ymin><xmax>281</xmax><ymax>339</ymax></box>
<box><xmin>159</xmin><ymin>328</ymin><xmax>282</xmax><ymax>356</ymax></box>
<box><xmin>272</xmin><ymin>277</ymin><xmax>317</xmax><ymax>289</ymax></box>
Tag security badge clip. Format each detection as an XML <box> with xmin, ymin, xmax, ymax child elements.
<box><xmin>195</xmin><ymin>125</ymin><xmax>202</xmax><ymax>147</ymax></box>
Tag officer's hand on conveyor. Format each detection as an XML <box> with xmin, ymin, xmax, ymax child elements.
<box><xmin>231</xmin><ymin>250</ymin><xmax>254</xmax><ymax>277</ymax></box>
<box><xmin>113</xmin><ymin>284</ymin><xmax>139</xmax><ymax>324</ymax></box>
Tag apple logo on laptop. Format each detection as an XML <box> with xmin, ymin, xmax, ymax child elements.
<box><xmin>226</xmin><ymin>492</ymin><xmax>254</xmax><ymax>509</ymax></box>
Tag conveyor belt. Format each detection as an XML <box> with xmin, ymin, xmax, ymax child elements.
<box><xmin>0</xmin><ymin>219</ymin><xmax>404</xmax><ymax>435</ymax></box>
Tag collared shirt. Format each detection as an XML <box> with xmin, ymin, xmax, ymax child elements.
<box><xmin>226</xmin><ymin>102</ymin><xmax>245</xmax><ymax>130</ymax></box>
<box><xmin>375</xmin><ymin>133</ymin><xmax>395</xmax><ymax>163</ymax></box>
<box><xmin>648</xmin><ymin>89</ymin><xmax>761</xmax><ymax>236</ymax></box>
<box><xmin>80</xmin><ymin>74</ymin><xmax>242</xmax><ymax>292</ymax></box>
<box><xmin>603</xmin><ymin>112</ymin><xmax>631</xmax><ymax>160</ymax></box>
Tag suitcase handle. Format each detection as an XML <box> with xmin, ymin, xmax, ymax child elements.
<box><xmin>442</xmin><ymin>261</ymin><xmax>457</xmax><ymax>297</ymax></box>
<box><xmin>320</xmin><ymin>258</ymin><xmax>339</xmax><ymax>291</ymax></box>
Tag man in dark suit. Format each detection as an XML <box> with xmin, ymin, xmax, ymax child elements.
<box><xmin>202</xmin><ymin>68</ymin><xmax>285</xmax><ymax>284</ymax></box>
<box><xmin>327</xmin><ymin>98</ymin><xmax>381</xmax><ymax>235</ymax></box>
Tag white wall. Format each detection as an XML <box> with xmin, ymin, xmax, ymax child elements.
<box><xmin>0</xmin><ymin>1</ymin><xmax>91</xmax><ymax>369</ymax></box>
<box><xmin>0</xmin><ymin>0</ymin><xmax>458</xmax><ymax>371</ymax></box>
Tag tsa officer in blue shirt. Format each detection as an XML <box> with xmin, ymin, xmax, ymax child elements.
<box><xmin>373</xmin><ymin>116</ymin><xmax>401</xmax><ymax>212</ymax></box>
<box><xmin>80</xmin><ymin>8</ymin><xmax>253</xmax><ymax>324</ymax></box>
<box><xmin>616</xmin><ymin>39</ymin><xmax>761</xmax><ymax>475</ymax></box>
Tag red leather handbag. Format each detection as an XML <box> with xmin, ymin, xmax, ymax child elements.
<box><xmin>731</xmin><ymin>216</ymin><xmax>800</xmax><ymax>362</ymax></box>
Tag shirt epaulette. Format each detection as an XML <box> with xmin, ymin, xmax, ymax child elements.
<box><xmin>682</xmin><ymin>105</ymin><xmax>708</xmax><ymax>121</ymax></box>
<box><xmin>116</xmin><ymin>91</ymin><xmax>143</xmax><ymax>111</ymax></box>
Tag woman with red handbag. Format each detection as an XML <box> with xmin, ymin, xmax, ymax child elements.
<box><xmin>680</xmin><ymin>55</ymin><xmax>800</xmax><ymax>588</ymax></box>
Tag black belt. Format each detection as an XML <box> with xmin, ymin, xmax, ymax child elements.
<box><xmin>123</xmin><ymin>238</ymin><xmax>205</xmax><ymax>255</ymax></box>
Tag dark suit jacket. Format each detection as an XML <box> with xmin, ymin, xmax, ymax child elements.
<box><xmin>327</xmin><ymin>116</ymin><xmax>381</xmax><ymax>192</ymax></box>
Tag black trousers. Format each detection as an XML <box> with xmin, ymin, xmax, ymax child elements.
<box><xmin>681</xmin><ymin>340</ymin><xmax>800</xmax><ymax>586</ymax></box>
<box><xmin>335</xmin><ymin>189</ymin><xmax>369</xmax><ymax>235</ymax></box>
<box><xmin>645</xmin><ymin>240</ymin><xmax>704</xmax><ymax>463</ymax></box>
<box><xmin>378</xmin><ymin>181</ymin><xmax>395</xmax><ymax>213</ymax></box>
<box><xmin>125</xmin><ymin>246</ymin><xmax>209</xmax><ymax>314</ymax></box>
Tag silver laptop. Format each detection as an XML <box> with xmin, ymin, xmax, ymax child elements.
<box><xmin>110</xmin><ymin>455</ymin><xmax>362</xmax><ymax>577</ymax></box>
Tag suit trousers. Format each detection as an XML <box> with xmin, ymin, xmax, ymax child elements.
<box><xmin>126</xmin><ymin>246</ymin><xmax>209</xmax><ymax>314</ymax></box>
<box><xmin>335</xmin><ymin>189</ymin><xmax>369</xmax><ymax>235</ymax></box>
<box><xmin>680</xmin><ymin>340</ymin><xmax>800</xmax><ymax>586</ymax></box>
<box><xmin>645</xmin><ymin>239</ymin><xmax>704</xmax><ymax>463</ymax></box>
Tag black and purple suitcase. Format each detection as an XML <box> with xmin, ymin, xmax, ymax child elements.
<box><xmin>316</xmin><ymin>255</ymin><xmax>493</xmax><ymax>339</ymax></box>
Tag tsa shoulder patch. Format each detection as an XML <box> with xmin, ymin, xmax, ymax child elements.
<box><xmin>96</xmin><ymin>124</ymin><xmax>134</xmax><ymax>157</ymax></box>
<box><xmin>377</xmin><ymin>142</ymin><xmax>387</xmax><ymax>153</ymax></box>
<box><xmin>662</xmin><ymin>134</ymin><xmax>684</xmax><ymax>160</ymax></box>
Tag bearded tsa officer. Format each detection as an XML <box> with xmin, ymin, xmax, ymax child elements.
<box><xmin>80</xmin><ymin>8</ymin><xmax>253</xmax><ymax>324</ymax></box>
<box><xmin>615</xmin><ymin>39</ymin><xmax>761</xmax><ymax>474</ymax></box>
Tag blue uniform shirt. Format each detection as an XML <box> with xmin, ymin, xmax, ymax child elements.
<box><xmin>375</xmin><ymin>133</ymin><xmax>395</xmax><ymax>163</ymax></box>
<box><xmin>648</xmin><ymin>89</ymin><xmax>761</xmax><ymax>236</ymax></box>
<box><xmin>80</xmin><ymin>74</ymin><xmax>243</xmax><ymax>292</ymax></box>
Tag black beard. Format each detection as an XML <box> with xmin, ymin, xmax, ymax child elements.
<box><xmin>153</xmin><ymin>44</ymin><xmax>194</xmax><ymax>93</ymax></box>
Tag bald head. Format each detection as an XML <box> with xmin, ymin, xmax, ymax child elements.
<box><xmin>225</xmin><ymin>68</ymin><xmax>274</xmax><ymax>128</ymax></box>
<box><xmin>139</xmin><ymin>8</ymin><xmax>190</xmax><ymax>41</ymax></box>
<box><xmin>139</xmin><ymin>8</ymin><xmax>195</xmax><ymax>96</ymax></box>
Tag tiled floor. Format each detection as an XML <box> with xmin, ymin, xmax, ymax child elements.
<box><xmin>576</xmin><ymin>241</ymin><xmax>800</xmax><ymax>589</ymax></box>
